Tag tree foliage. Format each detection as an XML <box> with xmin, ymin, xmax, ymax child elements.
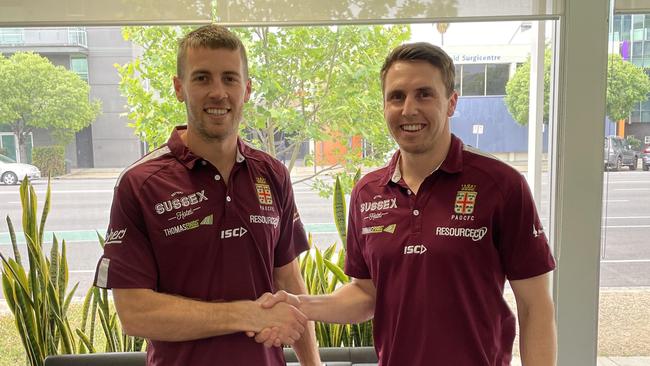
<box><xmin>504</xmin><ymin>49</ymin><xmax>551</xmax><ymax>125</ymax></box>
<box><xmin>117</xmin><ymin>25</ymin><xmax>410</xmax><ymax>183</ymax></box>
<box><xmin>606</xmin><ymin>54</ymin><xmax>650</xmax><ymax>121</ymax></box>
<box><xmin>505</xmin><ymin>50</ymin><xmax>650</xmax><ymax>125</ymax></box>
<box><xmin>0</xmin><ymin>52</ymin><xmax>101</xmax><ymax>162</ymax></box>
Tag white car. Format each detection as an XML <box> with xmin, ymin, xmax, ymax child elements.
<box><xmin>0</xmin><ymin>154</ymin><xmax>41</xmax><ymax>185</ymax></box>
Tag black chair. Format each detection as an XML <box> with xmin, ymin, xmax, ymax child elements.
<box><xmin>44</xmin><ymin>352</ymin><xmax>145</xmax><ymax>366</ymax></box>
<box><xmin>44</xmin><ymin>347</ymin><xmax>378</xmax><ymax>366</ymax></box>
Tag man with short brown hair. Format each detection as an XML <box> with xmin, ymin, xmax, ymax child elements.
<box><xmin>256</xmin><ymin>42</ymin><xmax>557</xmax><ymax>366</ymax></box>
<box><xmin>94</xmin><ymin>24</ymin><xmax>320</xmax><ymax>366</ymax></box>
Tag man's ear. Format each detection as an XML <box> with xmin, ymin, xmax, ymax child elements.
<box><xmin>447</xmin><ymin>90</ymin><xmax>459</xmax><ymax>117</ymax></box>
<box><xmin>173</xmin><ymin>76</ymin><xmax>184</xmax><ymax>102</ymax></box>
<box><xmin>244</xmin><ymin>78</ymin><xmax>252</xmax><ymax>103</ymax></box>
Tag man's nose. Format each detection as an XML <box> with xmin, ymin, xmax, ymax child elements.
<box><xmin>208</xmin><ymin>80</ymin><xmax>227</xmax><ymax>99</ymax></box>
<box><xmin>401</xmin><ymin>95</ymin><xmax>418</xmax><ymax>117</ymax></box>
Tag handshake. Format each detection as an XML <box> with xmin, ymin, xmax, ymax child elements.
<box><xmin>246</xmin><ymin>290</ymin><xmax>308</xmax><ymax>348</ymax></box>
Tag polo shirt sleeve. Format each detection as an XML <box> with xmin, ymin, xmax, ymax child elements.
<box><xmin>345</xmin><ymin>187</ymin><xmax>371</xmax><ymax>279</ymax></box>
<box><xmin>273</xmin><ymin>166</ymin><xmax>309</xmax><ymax>267</ymax></box>
<box><xmin>93</xmin><ymin>174</ymin><xmax>158</xmax><ymax>290</ymax></box>
<box><xmin>496</xmin><ymin>174</ymin><xmax>556</xmax><ymax>281</ymax></box>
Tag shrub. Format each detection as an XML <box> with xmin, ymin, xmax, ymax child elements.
<box><xmin>32</xmin><ymin>146</ymin><xmax>65</xmax><ymax>177</ymax></box>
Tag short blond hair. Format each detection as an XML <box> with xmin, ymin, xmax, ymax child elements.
<box><xmin>177</xmin><ymin>24</ymin><xmax>248</xmax><ymax>79</ymax></box>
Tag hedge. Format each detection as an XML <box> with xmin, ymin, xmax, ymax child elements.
<box><xmin>32</xmin><ymin>145</ymin><xmax>65</xmax><ymax>177</ymax></box>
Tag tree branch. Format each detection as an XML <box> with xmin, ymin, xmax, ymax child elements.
<box><xmin>291</xmin><ymin>164</ymin><xmax>342</xmax><ymax>185</ymax></box>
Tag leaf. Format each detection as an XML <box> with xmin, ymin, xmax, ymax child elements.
<box><xmin>333</xmin><ymin>176</ymin><xmax>347</xmax><ymax>245</ymax></box>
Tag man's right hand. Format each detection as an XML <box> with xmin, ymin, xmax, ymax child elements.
<box><xmin>249</xmin><ymin>292</ymin><xmax>307</xmax><ymax>346</ymax></box>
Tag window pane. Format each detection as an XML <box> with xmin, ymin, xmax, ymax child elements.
<box><xmin>454</xmin><ymin>65</ymin><xmax>462</xmax><ymax>94</ymax></box>
<box><xmin>486</xmin><ymin>64</ymin><xmax>509</xmax><ymax>95</ymax></box>
<box><xmin>461</xmin><ymin>64</ymin><xmax>485</xmax><ymax>96</ymax></box>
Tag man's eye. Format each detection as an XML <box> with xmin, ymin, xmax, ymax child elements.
<box><xmin>389</xmin><ymin>94</ymin><xmax>404</xmax><ymax>101</ymax></box>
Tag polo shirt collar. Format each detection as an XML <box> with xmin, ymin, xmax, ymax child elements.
<box><xmin>380</xmin><ymin>134</ymin><xmax>464</xmax><ymax>186</ymax></box>
<box><xmin>167</xmin><ymin>125</ymin><xmax>247</xmax><ymax>169</ymax></box>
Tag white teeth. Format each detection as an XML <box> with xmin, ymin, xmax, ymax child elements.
<box><xmin>401</xmin><ymin>124</ymin><xmax>424</xmax><ymax>132</ymax></box>
<box><xmin>205</xmin><ymin>108</ymin><xmax>228</xmax><ymax>115</ymax></box>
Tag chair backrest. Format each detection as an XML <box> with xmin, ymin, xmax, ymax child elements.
<box><xmin>44</xmin><ymin>352</ymin><xmax>146</xmax><ymax>366</ymax></box>
<box><xmin>284</xmin><ymin>346</ymin><xmax>378</xmax><ymax>365</ymax></box>
<box><xmin>44</xmin><ymin>347</ymin><xmax>378</xmax><ymax>366</ymax></box>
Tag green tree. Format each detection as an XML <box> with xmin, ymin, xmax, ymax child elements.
<box><xmin>0</xmin><ymin>52</ymin><xmax>102</xmax><ymax>163</ymax></box>
<box><xmin>116</xmin><ymin>25</ymin><xmax>409</xmax><ymax>185</ymax></box>
<box><xmin>505</xmin><ymin>51</ymin><xmax>650</xmax><ymax>125</ymax></box>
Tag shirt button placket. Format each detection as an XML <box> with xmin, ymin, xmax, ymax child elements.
<box><xmin>411</xmin><ymin>192</ymin><xmax>422</xmax><ymax>233</ymax></box>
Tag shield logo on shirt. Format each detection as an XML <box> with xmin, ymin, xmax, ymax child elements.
<box><xmin>255</xmin><ymin>177</ymin><xmax>273</xmax><ymax>205</ymax></box>
<box><xmin>454</xmin><ymin>184</ymin><xmax>477</xmax><ymax>215</ymax></box>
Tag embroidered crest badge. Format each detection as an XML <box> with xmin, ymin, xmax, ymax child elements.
<box><xmin>454</xmin><ymin>184</ymin><xmax>477</xmax><ymax>215</ymax></box>
<box><xmin>255</xmin><ymin>177</ymin><xmax>273</xmax><ymax>205</ymax></box>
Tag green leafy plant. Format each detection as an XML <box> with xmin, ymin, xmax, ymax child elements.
<box><xmin>32</xmin><ymin>146</ymin><xmax>66</xmax><ymax>177</ymax></box>
<box><xmin>75</xmin><ymin>233</ymin><xmax>145</xmax><ymax>353</ymax></box>
<box><xmin>0</xmin><ymin>178</ymin><xmax>78</xmax><ymax>366</ymax></box>
<box><xmin>0</xmin><ymin>179</ymin><xmax>144</xmax><ymax>365</ymax></box>
<box><xmin>300</xmin><ymin>170</ymin><xmax>373</xmax><ymax>347</ymax></box>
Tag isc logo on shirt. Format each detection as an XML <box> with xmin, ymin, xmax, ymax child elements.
<box><xmin>220</xmin><ymin>227</ymin><xmax>248</xmax><ymax>239</ymax></box>
<box><xmin>403</xmin><ymin>244</ymin><xmax>427</xmax><ymax>255</ymax></box>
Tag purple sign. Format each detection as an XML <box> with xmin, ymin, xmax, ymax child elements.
<box><xmin>620</xmin><ymin>40</ymin><xmax>630</xmax><ymax>60</ymax></box>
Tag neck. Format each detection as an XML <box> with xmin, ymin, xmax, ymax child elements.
<box><xmin>399</xmin><ymin>134</ymin><xmax>452</xmax><ymax>193</ymax></box>
<box><xmin>181</xmin><ymin>128</ymin><xmax>238</xmax><ymax>180</ymax></box>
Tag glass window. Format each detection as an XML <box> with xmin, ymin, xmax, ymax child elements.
<box><xmin>454</xmin><ymin>65</ymin><xmax>461</xmax><ymax>93</ymax></box>
<box><xmin>630</xmin><ymin>110</ymin><xmax>641</xmax><ymax>122</ymax></box>
<box><xmin>461</xmin><ymin>64</ymin><xmax>485</xmax><ymax>96</ymax></box>
<box><xmin>642</xmin><ymin>111</ymin><xmax>650</xmax><ymax>122</ymax></box>
<box><xmin>634</xmin><ymin>29</ymin><xmax>645</xmax><ymax>41</ymax></box>
<box><xmin>70</xmin><ymin>56</ymin><xmax>89</xmax><ymax>81</ymax></box>
<box><xmin>0</xmin><ymin>28</ymin><xmax>24</xmax><ymax>44</ymax></box>
<box><xmin>68</xmin><ymin>27</ymin><xmax>87</xmax><ymax>47</ymax></box>
<box><xmin>486</xmin><ymin>64</ymin><xmax>509</xmax><ymax>95</ymax></box>
<box><xmin>633</xmin><ymin>14</ymin><xmax>644</xmax><ymax>29</ymax></box>
<box><xmin>633</xmin><ymin>41</ymin><xmax>643</xmax><ymax>57</ymax></box>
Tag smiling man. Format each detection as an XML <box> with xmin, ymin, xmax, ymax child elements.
<box><xmin>256</xmin><ymin>42</ymin><xmax>557</xmax><ymax>366</ymax></box>
<box><xmin>93</xmin><ymin>25</ymin><xmax>319</xmax><ymax>366</ymax></box>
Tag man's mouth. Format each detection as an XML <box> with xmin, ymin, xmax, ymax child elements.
<box><xmin>205</xmin><ymin>108</ymin><xmax>229</xmax><ymax>116</ymax></box>
<box><xmin>400</xmin><ymin>124</ymin><xmax>425</xmax><ymax>132</ymax></box>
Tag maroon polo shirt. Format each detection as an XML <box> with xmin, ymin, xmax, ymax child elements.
<box><xmin>345</xmin><ymin>134</ymin><xmax>555</xmax><ymax>366</ymax></box>
<box><xmin>94</xmin><ymin>126</ymin><xmax>309</xmax><ymax>366</ymax></box>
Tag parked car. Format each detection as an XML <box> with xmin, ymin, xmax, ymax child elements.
<box><xmin>604</xmin><ymin>136</ymin><xmax>639</xmax><ymax>171</ymax></box>
<box><xmin>0</xmin><ymin>154</ymin><xmax>41</xmax><ymax>185</ymax></box>
<box><xmin>642</xmin><ymin>144</ymin><xmax>650</xmax><ymax>171</ymax></box>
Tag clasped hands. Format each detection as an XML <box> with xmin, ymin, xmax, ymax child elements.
<box><xmin>246</xmin><ymin>291</ymin><xmax>305</xmax><ymax>347</ymax></box>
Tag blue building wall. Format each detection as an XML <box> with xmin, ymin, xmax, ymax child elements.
<box><xmin>451</xmin><ymin>96</ymin><xmax>549</xmax><ymax>153</ymax></box>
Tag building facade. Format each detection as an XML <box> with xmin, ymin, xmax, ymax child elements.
<box><xmin>0</xmin><ymin>27</ymin><xmax>141</xmax><ymax>167</ymax></box>
<box><xmin>613</xmin><ymin>14</ymin><xmax>650</xmax><ymax>145</ymax></box>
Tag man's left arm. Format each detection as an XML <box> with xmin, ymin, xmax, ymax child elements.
<box><xmin>510</xmin><ymin>272</ymin><xmax>557</xmax><ymax>366</ymax></box>
<box><xmin>274</xmin><ymin>259</ymin><xmax>321</xmax><ymax>366</ymax></box>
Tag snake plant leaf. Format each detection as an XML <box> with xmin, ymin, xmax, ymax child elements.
<box><xmin>6</xmin><ymin>216</ymin><xmax>22</xmax><ymax>265</ymax></box>
<box><xmin>79</xmin><ymin>287</ymin><xmax>94</xmax><ymax>333</ymax></box>
<box><xmin>313</xmin><ymin>247</ymin><xmax>328</xmax><ymax>294</ymax></box>
<box><xmin>96</xmin><ymin>231</ymin><xmax>105</xmax><ymax>249</ymax></box>
<box><xmin>353</xmin><ymin>167</ymin><xmax>362</xmax><ymax>185</ymax></box>
<box><xmin>64</xmin><ymin>283</ymin><xmax>79</xmax><ymax>314</ymax></box>
<box><xmin>49</xmin><ymin>236</ymin><xmax>59</xmax><ymax>296</ymax></box>
<box><xmin>2</xmin><ymin>272</ymin><xmax>18</xmax><ymax>313</ymax></box>
<box><xmin>75</xmin><ymin>329</ymin><xmax>96</xmax><ymax>354</ymax></box>
<box><xmin>324</xmin><ymin>258</ymin><xmax>349</xmax><ymax>292</ymax></box>
<box><xmin>38</xmin><ymin>178</ymin><xmax>52</xmax><ymax>246</ymax></box>
<box><xmin>333</xmin><ymin>176</ymin><xmax>347</xmax><ymax>245</ymax></box>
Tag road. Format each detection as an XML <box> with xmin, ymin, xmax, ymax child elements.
<box><xmin>0</xmin><ymin>169</ymin><xmax>649</xmax><ymax>300</ymax></box>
